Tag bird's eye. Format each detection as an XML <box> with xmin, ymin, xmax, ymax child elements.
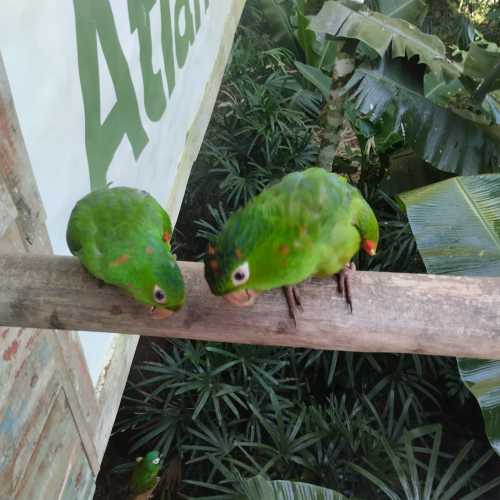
<box><xmin>153</xmin><ymin>285</ymin><xmax>167</xmax><ymax>304</ymax></box>
<box><xmin>152</xmin><ymin>457</ymin><xmax>160</xmax><ymax>465</ymax></box>
<box><xmin>231</xmin><ymin>262</ymin><xmax>250</xmax><ymax>287</ymax></box>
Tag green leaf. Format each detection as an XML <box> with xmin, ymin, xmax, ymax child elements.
<box><xmin>294</xmin><ymin>61</ymin><xmax>332</xmax><ymax>98</ymax></box>
<box><xmin>400</xmin><ymin>175</ymin><xmax>500</xmax><ymax>455</ymax></box>
<box><xmin>345</xmin><ymin>61</ymin><xmax>500</xmax><ymax>174</ymax></box>
<box><xmin>242</xmin><ymin>476</ymin><xmax>348</xmax><ymax>500</ymax></box>
<box><xmin>296</xmin><ymin>10</ymin><xmax>317</xmax><ymax>67</ymax></box>
<box><xmin>423</xmin><ymin>73</ymin><xmax>468</xmax><ymax>106</ymax></box>
<box><xmin>399</xmin><ymin>175</ymin><xmax>500</xmax><ymax>275</ymax></box>
<box><xmin>310</xmin><ymin>1</ymin><xmax>460</xmax><ymax>81</ymax></box>
<box><xmin>464</xmin><ymin>42</ymin><xmax>500</xmax><ymax>94</ymax></box>
<box><xmin>374</xmin><ymin>0</ymin><xmax>428</xmax><ymax>26</ymax></box>
<box><xmin>457</xmin><ymin>358</ymin><xmax>500</xmax><ymax>454</ymax></box>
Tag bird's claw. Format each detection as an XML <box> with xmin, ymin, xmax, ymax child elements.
<box><xmin>283</xmin><ymin>285</ymin><xmax>303</xmax><ymax>326</ymax></box>
<box><xmin>335</xmin><ymin>262</ymin><xmax>355</xmax><ymax>313</ymax></box>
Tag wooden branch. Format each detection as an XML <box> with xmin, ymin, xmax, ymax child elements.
<box><xmin>1</xmin><ymin>253</ymin><xmax>500</xmax><ymax>359</ymax></box>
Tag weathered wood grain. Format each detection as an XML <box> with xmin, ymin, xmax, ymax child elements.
<box><xmin>0</xmin><ymin>51</ymin><xmax>98</xmax><ymax>497</ymax></box>
<box><xmin>0</xmin><ymin>55</ymin><xmax>46</xmax><ymax>251</ymax></box>
<box><xmin>1</xmin><ymin>253</ymin><xmax>499</xmax><ymax>359</ymax></box>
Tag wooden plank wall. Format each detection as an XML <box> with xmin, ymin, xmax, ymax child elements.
<box><xmin>0</xmin><ymin>53</ymin><xmax>98</xmax><ymax>499</ymax></box>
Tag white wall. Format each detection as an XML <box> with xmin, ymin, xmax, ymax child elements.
<box><xmin>0</xmin><ymin>0</ymin><xmax>241</xmax><ymax>384</ymax></box>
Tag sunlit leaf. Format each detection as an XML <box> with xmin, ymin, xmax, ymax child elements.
<box><xmin>400</xmin><ymin>175</ymin><xmax>500</xmax><ymax>275</ymax></box>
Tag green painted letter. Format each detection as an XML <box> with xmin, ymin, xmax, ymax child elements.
<box><xmin>193</xmin><ymin>0</ymin><xmax>201</xmax><ymax>32</ymax></box>
<box><xmin>74</xmin><ymin>0</ymin><xmax>148</xmax><ymax>190</ymax></box>
<box><xmin>174</xmin><ymin>0</ymin><xmax>195</xmax><ymax>69</ymax></box>
<box><xmin>193</xmin><ymin>0</ymin><xmax>208</xmax><ymax>31</ymax></box>
<box><xmin>128</xmin><ymin>0</ymin><xmax>167</xmax><ymax>122</ymax></box>
<box><xmin>160</xmin><ymin>0</ymin><xmax>176</xmax><ymax>96</ymax></box>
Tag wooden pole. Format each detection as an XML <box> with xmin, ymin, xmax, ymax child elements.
<box><xmin>1</xmin><ymin>253</ymin><xmax>499</xmax><ymax>359</ymax></box>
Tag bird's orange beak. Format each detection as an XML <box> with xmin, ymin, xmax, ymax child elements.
<box><xmin>150</xmin><ymin>306</ymin><xmax>175</xmax><ymax>319</ymax></box>
<box><xmin>223</xmin><ymin>289</ymin><xmax>258</xmax><ymax>307</ymax></box>
<box><xmin>362</xmin><ymin>239</ymin><xmax>377</xmax><ymax>256</ymax></box>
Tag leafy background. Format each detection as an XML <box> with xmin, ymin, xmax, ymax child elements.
<box><xmin>94</xmin><ymin>1</ymin><xmax>500</xmax><ymax>499</ymax></box>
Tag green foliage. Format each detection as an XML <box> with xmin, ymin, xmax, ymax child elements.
<box><xmin>310</xmin><ymin>2</ymin><xmax>500</xmax><ymax>176</ymax></box>
<box><xmin>464</xmin><ymin>41</ymin><xmax>500</xmax><ymax>96</ymax></box>
<box><xmin>345</xmin><ymin>60</ymin><xmax>500</xmax><ymax>174</ymax></box>
<box><xmin>116</xmin><ymin>341</ymin><xmax>496</xmax><ymax>498</ymax></box>
<box><xmin>310</xmin><ymin>1</ymin><xmax>461</xmax><ymax>81</ymax></box>
<box><xmin>352</xmin><ymin>424</ymin><xmax>500</xmax><ymax>499</ymax></box>
<box><xmin>204</xmin><ymin>46</ymin><xmax>321</xmax><ymax>203</ymax></box>
<box><xmin>251</xmin><ymin>0</ymin><xmax>336</xmax><ymax>70</ymax></box>
<box><xmin>295</xmin><ymin>60</ymin><xmax>333</xmax><ymax>98</ymax></box>
<box><xmin>422</xmin><ymin>0</ymin><xmax>476</xmax><ymax>49</ymax></box>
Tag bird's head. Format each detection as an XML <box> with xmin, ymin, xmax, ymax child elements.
<box><xmin>141</xmin><ymin>451</ymin><xmax>161</xmax><ymax>470</ymax></box>
<box><xmin>358</xmin><ymin>198</ymin><xmax>379</xmax><ymax>257</ymax></box>
<box><xmin>204</xmin><ymin>206</ymin><xmax>294</xmax><ymax>306</ymax></box>
<box><xmin>135</xmin><ymin>450</ymin><xmax>160</xmax><ymax>472</ymax></box>
<box><xmin>125</xmin><ymin>244</ymin><xmax>185</xmax><ymax>318</ymax></box>
<box><xmin>362</xmin><ymin>238</ymin><xmax>377</xmax><ymax>256</ymax></box>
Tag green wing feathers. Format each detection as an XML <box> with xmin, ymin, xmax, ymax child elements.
<box><xmin>67</xmin><ymin>188</ymin><xmax>168</xmax><ymax>265</ymax></box>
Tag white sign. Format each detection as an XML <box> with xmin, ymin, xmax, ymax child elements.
<box><xmin>1</xmin><ymin>0</ymin><xmax>239</xmax><ymax>383</ymax></box>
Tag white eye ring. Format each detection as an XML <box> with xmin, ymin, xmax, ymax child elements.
<box><xmin>153</xmin><ymin>285</ymin><xmax>167</xmax><ymax>304</ymax></box>
<box><xmin>231</xmin><ymin>262</ymin><xmax>250</xmax><ymax>287</ymax></box>
<box><xmin>152</xmin><ymin>457</ymin><xmax>160</xmax><ymax>465</ymax></box>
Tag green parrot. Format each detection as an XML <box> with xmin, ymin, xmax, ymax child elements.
<box><xmin>67</xmin><ymin>187</ymin><xmax>185</xmax><ymax>318</ymax></box>
<box><xmin>204</xmin><ymin>167</ymin><xmax>379</xmax><ymax>320</ymax></box>
<box><xmin>130</xmin><ymin>450</ymin><xmax>161</xmax><ymax>495</ymax></box>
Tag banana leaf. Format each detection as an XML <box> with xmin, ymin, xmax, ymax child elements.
<box><xmin>373</xmin><ymin>0</ymin><xmax>428</xmax><ymax>26</ymax></box>
<box><xmin>399</xmin><ymin>175</ymin><xmax>500</xmax><ymax>455</ymax></box>
<box><xmin>310</xmin><ymin>0</ymin><xmax>460</xmax><ymax>81</ymax></box>
<box><xmin>242</xmin><ymin>476</ymin><xmax>348</xmax><ymax>499</ymax></box>
<box><xmin>464</xmin><ymin>42</ymin><xmax>500</xmax><ymax>94</ymax></box>
<box><xmin>344</xmin><ymin>60</ymin><xmax>500</xmax><ymax>174</ymax></box>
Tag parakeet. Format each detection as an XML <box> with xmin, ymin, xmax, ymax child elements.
<box><xmin>204</xmin><ymin>167</ymin><xmax>379</xmax><ymax>320</ymax></box>
<box><xmin>130</xmin><ymin>450</ymin><xmax>161</xmax><ymax>495</ymax></box>
<box><xmin>67</xmin><ymin>187</ymin><xmax>185</xmax><ymax>318</ymax></box>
